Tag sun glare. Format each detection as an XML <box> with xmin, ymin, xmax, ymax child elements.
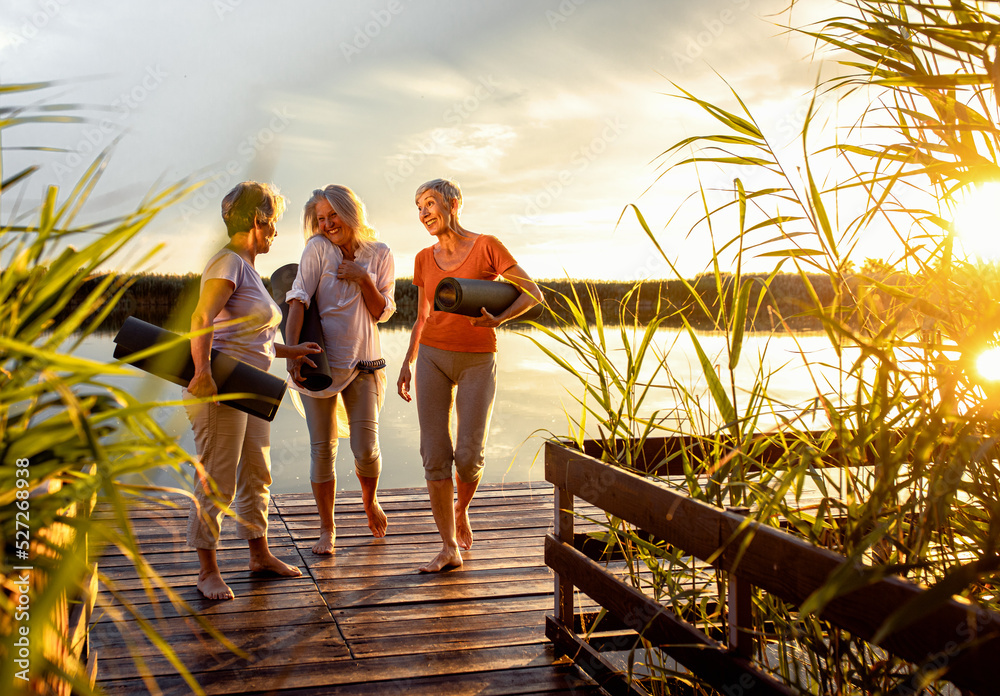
<box><xmin>976</xmin><ymin>346</ymin><xmax>1000</xmax><ymax>382</ymax></box>
<box><xmin>953</xmin><ymin>182</ymin><xmax>1000</xmax><ymax>261</ymax></box>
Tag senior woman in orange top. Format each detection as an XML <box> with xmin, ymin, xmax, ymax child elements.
<box><xmin>186</xmin><ymin>181</ymin><xmax>321</xmax><ymax>601</ymax></box>
<box><xmin>397</xmin><ymin>178</ymin><xmax>542</xmax><ymax>573</ymax></box>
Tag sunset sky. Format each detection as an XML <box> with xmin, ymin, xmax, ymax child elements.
<box><xmin>2</xmin><ymin>0</ymin><xmax>828</xmax><ymax>281</ymax></box>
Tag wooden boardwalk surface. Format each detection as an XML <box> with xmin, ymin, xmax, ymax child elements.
<box><xmin>90</xmin><ymin>482</ymin><xmax>603</xmax><ymax>695</ymax></box>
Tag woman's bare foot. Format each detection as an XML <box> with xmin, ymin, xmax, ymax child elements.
<box><xmin>249</xmin><ymin>552</ymin><xmax>302</xmax><ymax>576</ymax></box>
<box><xmin>418</xmin><ymin>545</ymin><xmax>463</xmax><ymax>573</ymax></box>
<box><xmin>365</xmin><ymin>499</ymin><xmax>388</xmax><ymax>538</ymax></box>
<box><xmin>455</xmin><ymin>504</ymin><xmax>473</xmax><ymax>550</ymax></box>
<box><xmin>312</xmin><ymin>529</ymin><xmax>336</xmax><ymax>555</ymax></box>
<box><xmin>197</xmin><ymin>570</ymin><xmax>235</xmax><ymax>600</ymax></box>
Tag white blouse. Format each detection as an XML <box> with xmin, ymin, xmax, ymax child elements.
<box><xmin>285</xmin><ymin>235</ymin><xmax>395</xmax><ymax>398</ymax></box>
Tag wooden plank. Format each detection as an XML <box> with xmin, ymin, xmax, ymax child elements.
<box><xmin>90</xmin><ymin>604</ymin><xmax>335</xmax><ymax>645</ymax></box>
<box><xmin>348</xmin><ymin>622</ymin><xmax>549</xmax><ymax>658</ymax></box>
<box><xmin>578</xmin><ymin>432</ymin><xmax>879</xmax><ymax>477</ymax></box>
<box><xmin>318</xmin><ymin>565</ymin><xmax>552</xmax><ymax>594</ymax></box>
<box><xmin>341</xmin><ymin>607</ymin><xmax>550</xmax><ymax>642</ymax></box>
<box><xmin>96</xmin><ymin>643</ymin><xmax>570</xmax><ymax>695</ymax></box>
<box><xmin>546</xmin><ymin>616</ymin><xmax>647</xmax><ymax>696</ymax></box>
<box><xmin>321</xmin><ymin>578</ymin><xmax>555</xmax><ymax>608</ymax></box>
<box><xmin>546</xmin><ymin>536</ymin><xmax>794</xmax><ymax>696</ymax></box>
<box><xmin>333</xmin><ymin>595</ymin><xmax>592</xmax><ymax>626</ymax></box>
<box><xmin>231</xmin><ymin>664</ymin><xmax>600</xmax><ymax>696</ymax></box>
<box><xmin>94</xmin><ymin>591</ymin><xmax>327</xmax><ymax>629</ymax></box>
<box><xmin>95</xmin><ymin>621</ymin><xmax>352</xmax><ymax>679</ymax></box>
<box><xmin>547</xmin><ymin>443</ymin><xmax>1000</xmax><ymax>695</ymax></box>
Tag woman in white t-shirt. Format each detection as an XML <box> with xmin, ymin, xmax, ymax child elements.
<box><xmin>186</xmin><ymin>181</ymin><xmax>321</xmax><ymax>601</ymax></box>
<box><xmin>284</xmin><ymin>185</ymin><xmax>396</xmax><ymax>553</ymax></box>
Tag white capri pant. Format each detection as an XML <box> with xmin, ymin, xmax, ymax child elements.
<box><xmin>301</xmin><ymin>371</ymin><xmax>382</xmax><ymax>484</ymax></box>
<box><xmin>185</xmin><ymin>394</ymin><xmax>272</xmax><ymax>550</ymax></box>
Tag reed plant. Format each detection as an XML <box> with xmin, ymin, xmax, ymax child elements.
<box><xmin>538</xmin><ymin>1</ymin><xmax>1000</xmax><ymax>693</ymax></box>
<box><xmin>0</xmin><ymin>80</ymin><xmax>228</xmax><ymax>695</ymax></box>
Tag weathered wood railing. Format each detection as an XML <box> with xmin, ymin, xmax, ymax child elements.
<box><xmin>544</xmin><ymin>439</ymin><xmax>1000</xmax><ymax>696</ymax></box>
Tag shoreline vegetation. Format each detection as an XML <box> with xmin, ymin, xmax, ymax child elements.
<box><xmin>70</xmin><ymin>269</ymin><xmax>886</xmax><ymax>333</ymax></box>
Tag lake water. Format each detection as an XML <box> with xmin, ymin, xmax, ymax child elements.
<box><xmin>77</xmin><ymin>327</ymin><xmax>845</xmax><ymax>494</ymax></box>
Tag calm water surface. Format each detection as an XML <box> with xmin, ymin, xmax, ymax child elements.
<box><xmin>78</xmin><ymin>327</ymin><xmax>845</xmax><ymax>494</ymax></box>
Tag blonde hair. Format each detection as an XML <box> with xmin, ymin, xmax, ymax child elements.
<box><xmin>303</xmin><ymin>185</ymin><xmax>377</xmax><ymax>251</ymax></box>
<box><xmin>221</xmin><ymin>181</ymin><xmax>286</xmax><ymax>237</ymax></box>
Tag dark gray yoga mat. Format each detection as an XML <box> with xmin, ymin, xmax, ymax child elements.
<box><xmin>269</xmin><ymin>263</ymin><xmax>333</xmax><ymax>392</ymax></box>
<box><xmin>433</xmin><ymin>277</ymin><xmax>543</xmax><ymax>321</ymax></box>
<box><xmin>112</xmin><ymin>316</ymin><xmax>287</xmax><ymax>422</ymax></box>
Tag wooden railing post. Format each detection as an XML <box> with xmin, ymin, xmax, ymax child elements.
<box><xmin>554</xmin><ymin>483</ymin><xmax>575</xmax><ymax>627</ymax></box>
<box><xmin>726</xmin><ymin>506</ymin><xmax>754</xmax><ymax>660</ymax></box>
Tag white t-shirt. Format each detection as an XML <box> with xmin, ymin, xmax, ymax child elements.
<box><xmin>202</xmin><ymin>248</ymin><xmax>282</xmax><ymax>371</ymax></box>
<box><xmin>285</xmin><ymin>235</ymin><xmax>395</xmax><ymax>398</ymax></box>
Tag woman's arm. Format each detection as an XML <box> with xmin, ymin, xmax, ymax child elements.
<box><xmin>188</xmin><ymin>278</ymin><xmax>236</xmax><ymax>397</ymax></box>
<box><xmin>467</xmin><ymin>264</ymin><xmax>543</xmax><ymax>328</ymax></box>
<box><xmin>281</xmin><ymin>299</ymin><xmax>318</xmax><ymax>385</ymax></box>
<box><xmin>396</xmin><ymin>284</ymin><xmax>432</xmax><ymax>402</ymax></box>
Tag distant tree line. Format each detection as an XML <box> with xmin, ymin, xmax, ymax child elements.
<box><xmin>69</xmin><ymin>270</ymin><xmax>869</xmax><ymax>333</ymax></box>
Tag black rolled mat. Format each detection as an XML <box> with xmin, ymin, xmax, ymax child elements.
<box><xmin>269</xmin><ymin>263</ymin><xmax>332</xmax><ymax>392</ymax></box>
<box><xmin>112</xmin><ymin>316</ymin><xmax>286</xmax><ymax>422</ymax></box>
<box><xmin>433</xmin><ymin>277</ymin><xmax>543</xmax><ymax>321</ymax></box>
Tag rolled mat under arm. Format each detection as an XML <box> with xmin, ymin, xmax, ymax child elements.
<box><xmin>112</xmin><ymin>316</ymin><xmax>287</xmax><ymax>422</ymax></box>
<box><xmin>433</xmin><ymin>277</ymin><xmax>544</xmax><ymax>321</ymax></box>
<box><xmin>269</xmin><ymin>263</ymin><xmax>332</xmax><ymax>392</ymax></box>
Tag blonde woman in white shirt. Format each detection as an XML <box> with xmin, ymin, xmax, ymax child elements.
<box><xmin>284</xmin><ymin>185</ymin><xmax>396</xmax><ymax>553</ymax></box>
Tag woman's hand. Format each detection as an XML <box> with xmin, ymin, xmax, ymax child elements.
<box><xmin>188</xmin><ymin>369</ymin><xmax>218</xmax><ymax>399</ymax></box>
<box><xmin>467</xmin><ymin>307</ymin><xmax>502</xmax><ymax>329</ymax></box>
<box><xmin>285</xmin><ymin>342</ymin><xmax>322</xmax><ymax>361</ymax></box>
<box><xmin>337</xmin><ymin>259</ymin><xmax>367</xmax><ymax>284</ymax></box>
<box><xmin>285</xmin><ymin>343</ymin><xmax>321</xmax><ymax>387</ymax></box>
<box><xmin>397</xmin><ymin>363</ymin><xmax>413</xmax><ymax>402</ymax></box>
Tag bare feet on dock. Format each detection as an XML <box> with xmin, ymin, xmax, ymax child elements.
<box><xmin>419</xmin><ymin>545</ymin><xmax>463</xmax><ymax>573</ymax></box>
<box><xmin>365</xmin><ymin>499</ymin><xmax>388</xmax><ymax>538</ymax></box>
<box><xmin>197</xmin><ymin>570</ymin><xmax>235</xmax><ymax>600</ymax></box>
<box><xmin>312</xmin><ymin>529</ymin><xmax>336</xmax><ymax>555</ymax></box>
<box><xmin>456</xmin><ymin>504</ymin><xmax>473</xmax><ymax>550</ymax></box>
<box><xmin>249</xmin><ymin>552</ymin><xmax>302</xmax><ymax>577</ymax></box>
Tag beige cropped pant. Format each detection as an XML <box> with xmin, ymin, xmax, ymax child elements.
<box><xmin>416</xmin><ymin>345</ymin><xmax>497</xmax><ymax>483</ymax></box>
<box><xmin>301</xmin><ymin>371</ymin><xmax>382</xmax><ymax>484</ymax></box>
<box><xmin>184</xmin><ymin>393</ymin><xmax>272</xmax><ymax>550</ymax></box>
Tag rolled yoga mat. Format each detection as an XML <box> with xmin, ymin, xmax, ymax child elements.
<box><xmin>269</xmin><ymin>263</ymin><xmax>332</xmax><ymax>392</ymax></box>
<box><xmin>433</xmin><ymin>277</ymin><xmax>544</xmax><ymax>321</ymax></box>
<box><xmin>112</xmin><ymin>316</ymin><xmax>287</xmax><ymax>422</ymax></box>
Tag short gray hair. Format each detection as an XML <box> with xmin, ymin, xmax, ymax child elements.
<box><xmin>221</xmin><ymin>181</ymin><xmax>286</xmax><ymax>237</ymax></box>
<box><xmin>415</xmin><ymin>178</ymin><xmax>462</xmax><ymax>212</ymax></box>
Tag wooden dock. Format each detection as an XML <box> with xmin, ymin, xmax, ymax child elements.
<box><xmin>90</xmin><ymin>482</ymin><xmax>603</xmax><ymax>695</ymax></box>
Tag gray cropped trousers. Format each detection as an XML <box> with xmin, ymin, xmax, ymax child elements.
<box><xmin>415</xmin><ymin>344</ymin><xmax>497</xmax><ymax>483</ymax></box>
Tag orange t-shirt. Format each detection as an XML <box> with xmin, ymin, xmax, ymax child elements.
<box><xmin>414</xmin><ymin>234</ymin><xmax>517</xmax><ymax>353</ymax></box>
